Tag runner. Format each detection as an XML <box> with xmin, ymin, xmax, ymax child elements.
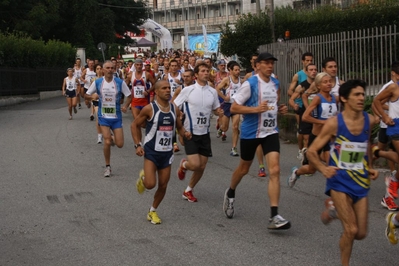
<box><xmin>92</xmin><ymin>64</ymin><xmax>104</xmax><ymax>144</ymax></box>
<box><xmin>73</xmin><ymin>58</ymin><xmax>84</xmax><ymax>109</ymax></box>
<box><xmin>125</xmin><ymin>59</ymin><xmax>156</xmax><ymax>120</ymax></box>
<box><xmin>132</xmin><ymin>80</ymin><xmax>192</xmax><ymax>224</ymax></box>
<box><xmin>214</xmin><ymin>59</ymin><xmax>229</xmax><ymax>140</ymax></box>
<box><xmin>306</xmin><ymin>79</ymin><xmax>378</xmax><ymax>266</ymax></box>
<box><xmin>222</xmin><ymin>52</ymin><xmax>291</xmax><ymax>231</ymax></box>
<box><xmin>81</xmin><ymin>59</ymin><xmax>97</xmax><ymax>120</ymax></box>
<box><xmin>386</xmin><ymin>211</ymin><xmax>399</xmax><ymax>245</ymax></box>
<box><xmin>288</xmin><ymin>63</ymin><xmax>317</xmax><ymax>163</ymax></box>
<box><xmin>173</xmin><ymin>62</ymin><xmax>223</xmax><ymax>202</ymax></box>
<box><xmin>288</xmin><ymin>72</ymin><xmax>338</xmax><ymax>188</ymax></box>
<box><xmin>216</xmin><ymin>61</ymin><xmax>242</xmax><ymax>156</ymax></box>
<box><xmin>287</xmin><ymin>52</ymin><xmax>313</xmax><ymax>97</ymax></box>
<box><xmin>85</xmin><ymin>60</ymin><xmax>132</xmax><ymax>177</ymax></box>
<box><xmin>62</xmin><ymin>68</ymin><xmax>79</xmax><ymax>120</ymax></box>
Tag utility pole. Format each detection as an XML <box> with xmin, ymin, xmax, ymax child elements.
<box><xmin>266</xmin><ymin>0</ymin><xmax>275</xmax><ymax>42</ymax></box>
<box><xmin>256</xmin><ymin>0</ymin><xmax>260</xmax><ymax>16</ymax></box>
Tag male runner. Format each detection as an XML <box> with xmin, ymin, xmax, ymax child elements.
<box><xmin>85</xmin><ymin>61</ymin><xmax>132</xmax><ymax>177</ymax></box>
<box><xmin>132</xmin><ymin>80</ymin><xmax>192</xmax><ymax>224</ymax></box>
<box><xmin>307</xmin><ymin>79</ymin><xmax>378</xmax><ymax>266</ymax></box>
<box><xmin>222</xmin><ymin>52</ymin><xmax>291</xmax><ymax>230</ymax></box>
<box><xmin>81</xmin><ymin>59</ymin><xmax>97</xmax><ymax>120</ymax></box>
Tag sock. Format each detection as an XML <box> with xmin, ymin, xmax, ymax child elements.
<box><xmin>106</xmin><ymin>164</ymin><xmax>110</xmax><ymax>168</ymax></box>
<box><xmin>227</xmin><ymin>188</ymin><xmax>235</xmax><ymax>198</ymax></box>
<box><xmin>150</xmin><ymin>206</ymin><xmax>156</xmax><ymax>212</ymax></box>
<box><xmin>259</xmin><ymin>164</ymin><xmax>265</xmax><ymax>169</ymax></box>
<box><xmin>373</xmin><ymin>148</ymin><xmax>380</xmax><ymax>158</ymax></box>
<box><xmin>185</xmin><ymin>186</ymin><xmax>192</xmax><ymax>192</ymax></box>
<box><xmin>182</xmin><ymin>161</ymin><xmax>187</xmax><ymax>169</ymax></box>
<box><xmin>271</xmin><ymin>206</ymin><xmax>278</xmax><ymax>218</ymax></box>
<box><xmin>98</xmin><ymin>133</ymin><xmax>102</xmax><ymax>137</ymax></box>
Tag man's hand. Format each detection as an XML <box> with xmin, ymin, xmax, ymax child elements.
<box><xmin>321</xmin><ymin>166</ymin><xmax>340</xmax><ymax>178</ymax></box>
<box><xmin>136</xmin><ymin>146</ymin><xmax>144</xmax><ymax>156</ymax></box>
<box><xmin>382</xmin><ymin>115</ymin><xmax>395</xmax><ymax>126</ymax></box>
<box><xmin>369</xmin><ymin>168</ymin><xmax>379</xmax><ymax>180</ymax></box>
<box><xmin>278</xmin><ymin>104</ymin><xmax>288</xmax><ymax>115</ymax></box>
<box><xmin>258</xmin><ymin>101</ymin><xmax>269</xmax><ymax>113</ymax></box>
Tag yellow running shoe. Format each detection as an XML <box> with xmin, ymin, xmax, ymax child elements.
<box><xmin>147</xmin><ymin>211</ymin><xmax>162</xmax><ymax>224</ymax></box>
<box><xmin>136</xmin><ymin>169</ymin><xmax>145</xmax><ymax>194</ymax></box>
<box><xmin>386</xmin><ymin>212</ymin><xmax>398</xmax><ymax>245</ymax></box>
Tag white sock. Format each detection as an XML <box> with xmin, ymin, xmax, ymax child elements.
<box><xmin>392</xmin><ymin>173</ymin><xmax>398</xmax><ymax>182</ymax></box>
<box><xmin>182</xmin><ymin>161</ymin><xmax>187</xmax><ymax>169</ymax></box>
<box><xmin>98</xmin><ymin>133</ymin><xmax>102</xmax><ymax>137</ymax></box>
<box><xmin>185</xmin><ymin>186</ymin><xmax>192</xmax><ymax>192</ymax></box>
<box><xmin>393</xmin><ymin>215</ymin><xmax>399</xmax><ymax>227</ymax></box>
<box><xmin>150</xmin><ymin>206</ymin><xmax>156</xmax><ymax>212</ymax></box>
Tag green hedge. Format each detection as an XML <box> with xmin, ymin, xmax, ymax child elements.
<box><xmin>274</xmin><ymin>0</ymin><xmax>399</xmax><ymax>40</ymax></box>
<box><xmin>0</xmin><ymin>31</ymin><xmax>76</xmax><ymax>68</ymax></box>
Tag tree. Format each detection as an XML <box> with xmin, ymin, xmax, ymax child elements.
<box><xmin>219</xmin><ymin>11</ymin><xmax>272</xmax><ymax>69</ymax></box>
<box><xmin>0</xmin><ymin>0</ymin><xmax>151</xmax><ymax>59</ymax></box>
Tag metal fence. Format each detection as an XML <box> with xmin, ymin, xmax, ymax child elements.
<box><xmin>0</xmin><ymin>67</ymin><xmax>66</xmax><ymax>96</ymax></box>
<box><xmin>259</xmin><ymin>25</ymin><xmax>398</xmax><ymax>104</ymax></box>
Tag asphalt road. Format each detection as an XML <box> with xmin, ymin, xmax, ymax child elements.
<box><xmin>0</xmin><ymin>96</ymin><xmax>397</xmax><ymax>266</ymax></box>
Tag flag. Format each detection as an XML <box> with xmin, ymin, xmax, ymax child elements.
<box><xmin>202</xmin><ymin>24</ymin><xmax>208</xmax><ymax>53</ymax></box>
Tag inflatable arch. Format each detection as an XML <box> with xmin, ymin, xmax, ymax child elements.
<box><xmin>141</xmin><ymin>19</ymin><xmax>173</xmax><ymax>50</ymax></box>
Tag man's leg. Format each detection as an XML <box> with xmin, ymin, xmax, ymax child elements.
<box><xmin>112</xmin><ymin>127</ymin><xmax>124</xmax><ymax>148</ymax></box>
<box><xmin>330</xmin><ymin>190</ymin><xmax>360</xmax><ymax>266</ymax></box>
<box><xmin>231</xmin><ymin>115</ymin><xmax>240</xmax><ymax>149</ymax></box>
<box><xmin>185</xmin><ymin>154</ymin><xmax>209</xmax><ymax>189</ymax></box>
<box><xmin>256</xmin><ymin>145</ymin><xmax>266</xmax><ymax>177</ymax></box>
<box><xmin>265</xmin><ymin>151</ymin><xmax>281</xmax><ymax>207</ymax></box>
<box><xmin>101</xmin><ymin>126</ymin><xmax>112</xmax><ymax>165</ymax></box>
<box><xmin>230</xmin><ymin>159</ymin><xmax>253</xmax><ymax>190</ymax></box>
<box><xmin>153</xmin><ymin>166</ymin><xmax>171</xmax><ymax>209</ymax></box>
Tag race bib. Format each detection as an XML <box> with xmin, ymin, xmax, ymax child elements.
<box><xmin>338</xmin><ymin>141</ymin><xmax>367</xmax><ymax>170</ymax></box>
<box><xmin>320</xmin><ymin>102</ymin><xmax>337</xmax><ymax>119</ymax></box>
<box><xmin>134</xmin><ymin>85</ymin><xmax>145</xmax><ymax>98</ymax></box>
<box><xmin>194</xmin><ymin>112</ymin><xmax>209</xmax><ymax>131</ymax></box>
<box><xmin>155</xmin><ymin>126</ymin><xmax>173</xmax><ymax>152</ymax></box>
<box><xmin>260</xmin><ymin>102</ymin><xmax>277</xmax><ymax>133</ymax></box>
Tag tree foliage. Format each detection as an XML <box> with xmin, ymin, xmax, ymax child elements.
<box><xmin>0</xmin><ymin>0</ymin><xmax>151</xmax><ymax>59</ymax></box>
<box><xmin>219</xmin><ymin>11</ymin><xmax>272</xmax><ymax>68</ymax></box>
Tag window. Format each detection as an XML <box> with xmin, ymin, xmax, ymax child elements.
<box><xmin>251</xmin><ymin>0</ymin><xmax>256</xmax><ymax>3</ymax></box>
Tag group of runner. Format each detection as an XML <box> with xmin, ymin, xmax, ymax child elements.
<box><xmin>62</xmin><ymin>49</ymin><xmax>399</xmax><ymax>266</ymax></box>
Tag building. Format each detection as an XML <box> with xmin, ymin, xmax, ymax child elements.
<box><xmin>147</xmin><ymin>0</ymin><xmax>362</xmax><ymax>50</ymax></box>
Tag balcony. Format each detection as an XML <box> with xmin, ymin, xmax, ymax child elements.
<box><xmin>153</xmin><ymin>0</ymin><xmax>241</xmax><ymax>11</ymax></box>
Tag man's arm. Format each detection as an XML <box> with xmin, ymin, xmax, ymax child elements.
<box><xmin>216</xmin><ymin>77</ymin><xmax>229</xmax><ymax>101</ymax></box>
<box><xmin>131</xmin><ymin>105</ymin><xmax>151</xmax><ymax>156</ymax></box>
<box><xmin>287</xmin><ymin>73</ymin><xmax>299</xmax><ymax>97</ymax></box>
<box><xmin>289</xmin><ymin>85</ymin><xmax>303</xmax><ymax>110</ymax></box>
<box><xmin>307</xmin><ymin>117</ymin><xmax>339</xmax><ymax>178</ymax></box>
<box><xmin>80</xmin><ymin>69</ymin><xmax>87</xmax><ymax>83</ymax></box>
<box><xmin>373</xmin><ymin>84</ymin><xmax>395</xmax><ymax>125</ymax></box>
<box><xmin>175</xmin><ymin>105</ymin><xmax>192</xmax><ymax>140</ymax></box>
<box><xmin>302</xmin><ymin>96</ymin><xmax>324</xmax><ymax>124</ymax></box>
<box><xmin>61</xmin><ymin>78</ymin><xmax>66</xmax><ymax>96</ymax></box>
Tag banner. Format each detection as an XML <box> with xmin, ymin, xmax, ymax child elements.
<box><xmin>141</xmin><ymin>19</ymin><xmax>172</xmax><ymax>50</ymax></box>
<box><xmin>188</xmin><ymin>33</ymin><xmax>221</xmax><ymax>54</ymax></box>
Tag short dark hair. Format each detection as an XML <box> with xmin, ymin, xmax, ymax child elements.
<box><xmin>301</xmin><ymin>52</ymin><xmax>313</xmax><ymax>61</ymax></box>
<box><xmin>184</xmin><ymin>69</ymin><xmax>194</xmax><ymax>76</ymax></box>
<box><xmin>169</xmin><ymin>59</ymin><xmax>178</xmax><ymax>65</ymax></box>
<box><xmin>322</xmin><ymin>57</ymin><xmax>336</xmax><ymax>69</ymax></box>
<box><xmin>339</xmin><ymin>79</ymin><xmax>367</xmax><ymax>105</ymax></box>
<box><xmin>228</xmin><ymin>61</ymin><xmax>240</xmax><ymax>71</ymax></box>
<box><xmin>194</xmin><ymin>62</ymin><xmax>209</xmax><ymax>74</ymax></box>
<box><xmin>391</xmin><ymin>61</ymin><xmax>399</xmax><ymax>75</ymax></box>
<box><xmin>305</xmin><ymin>63</ymin><xmax>317</xmax><ymax>71</ymax></box>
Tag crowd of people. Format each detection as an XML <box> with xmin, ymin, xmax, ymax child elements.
<box><xmin>61</xmin><ymin>49</ymin><xmax>399</xmax><ymax>266</ymax></box>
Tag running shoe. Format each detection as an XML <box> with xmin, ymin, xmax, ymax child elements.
<box><xmin>230</xmin><ymin>147</ymin><xmax>239</xmax><ymax>157</ymax></box>
<box><xmin>90</xmin><ymin>115</ymin><xmax>94</xmax><ymax>121</ymax></box>
<box><xmin>78</xmin><ymin>103</ymin><xmax>82</xmax><ymax>109</ymax></box>
<box><xmin>297</xmin><ymin>150</ymin><xmax>303</xmax><ymax>161</ymax></box>
<box><xmin>385</xmin><ymin>212</ymin><xmax>398</xmax><ymax>245</ymax></box>
<box><xmin>73</xmin><ymin>106</ymin><xmax>77</xmax><ymax>114</ymax></box>
<box><xmin>173</xmin><ymin>143</ymin><xmax>180</xmax><ymax>152</ymax></box>
<box><xmin>104</xmin><ymin>166</ymin><xmax>111</xmax><ymax>178</ymax></box>
<box><xmin>177</xmin><ymin>159</ymin><xmax>187</xmax><ymax>180</ymax></box>
<box><xmin>216</xmin><ymin>118</ymin><xmax>220</xmax><ymax>130</ymax></box>
<box><xmin>388</xmin><ymin>179</ymin><xmax>399</xmax><ymax>199</ymax></box>
<box><xmin>268</xmin><ymin>215</ymin><xmax>291</xmax><ymax>230</ymax></box>
<box><xmin>381</xmin><ymin>196</ymin><xmax>399</xmax><ymax>211</ymax></box>
<box><xmin>221</xmin><ymin>133</ymin><xmax>227</xmax><ymax>141</ymax></box>
<box><xmin>223</xmin><ymin>188</ymin><xmax>235</xmax><ymax>219</ymax></box>
<box><xmin>97</xmin><ymin>135</ymin><xmax>103</xmax><ymax>144</ymax></box>
<box><xmin>321</xmin><ymin>198</ymin><xmax>337</xmax><ymax>225</ymax></box>
<box><xmin>147</xmin><ymin>211</ymin><xmax>162</xmax><ymax>224</ymax></box>
<box><xmin>216</xmin><ymin>128</ymin><xmax>222</xmax><ymax>138</ymax></box>
<box><xmin>258</xmin><ymin>167</ymin><xmax>267</xmax><ymax>177</ymax></box>
<box><xmin>288</xmin><ymin>167</ymin><xmax>300</xmax><ymax>188</ymax></box>
<box><xmin>136</xmin><ymin>169</ymin><xmax>145</xmax><ymax>194</ymax></box>
<box><xmin>182</xmin><ymin>190</ymin><xmax>197</xmax><ymax>202</ymax></box>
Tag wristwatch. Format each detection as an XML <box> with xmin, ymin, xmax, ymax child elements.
<box><xmin>134</xmin><ymin>143</ymin><xmax>142</xmax><ymax>149</ymax></box>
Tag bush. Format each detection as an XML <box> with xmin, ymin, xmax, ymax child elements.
<box><xmin>0</xmin><ymin>31</ymin><xmax>76</xmax><ymax>68</ymax></box>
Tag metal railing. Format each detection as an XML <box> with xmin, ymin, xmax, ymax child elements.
<box><xmin>259</xmin><ymin>25</ymin><xmax>398</xmax><ymax>104</ymax></box>
<box><xmin>0</xmin><ymin>67</ymin><xmax>66</xmax><ymax>96</ymax></box>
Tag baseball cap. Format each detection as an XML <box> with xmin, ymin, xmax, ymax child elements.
<box><xmin>217</xmin><ymin>59</ymin><xmax>226</xmax><ymax>65</ymax></box>
<box><xmin>144</xmin><ymin>60</ymin><xmax>151</xmax><ymax>66</ymax></box>
<box><xmin>255</xmin><ymin>52</ymin><xmax>278</xmax><ymax>63</ymax></box>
